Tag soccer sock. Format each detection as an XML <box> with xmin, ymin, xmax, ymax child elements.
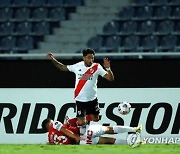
<box><xmin>113</xmin><ymin>126</ymin><xmax>136</xmax><ymax>133</ymax></box>
<box><xmin>114</xmin><ymin>138</ymin><xmax>127</xmax><ymax>144</ymax></box>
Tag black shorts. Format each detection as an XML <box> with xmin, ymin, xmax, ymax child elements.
<box><xmin>76</xmin><ymin>98</ymin><xmax>100</xmax><ymax>117</ymax></box>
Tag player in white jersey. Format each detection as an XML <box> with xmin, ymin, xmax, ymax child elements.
<box><xmin>47</xmin><ymin>48</ymin><xmax>114</xmax><ymax>127</ymax></box>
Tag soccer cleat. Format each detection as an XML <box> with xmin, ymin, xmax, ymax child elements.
<box><xmin>131</xmin><ymin>139</ymin><xmax>146</xmax><ymax>148</ymax></box>
<box><xmin>135</xmin><ymin>125</ymin><xmax>142</xmax><ymax>133</ymax></box>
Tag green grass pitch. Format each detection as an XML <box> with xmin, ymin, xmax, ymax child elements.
<box><xmin>0</xmin><ymin>144</ymin><xmax>180</xmax><ymax>154</ymax></box>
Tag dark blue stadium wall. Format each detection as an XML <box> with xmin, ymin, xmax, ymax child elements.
<box><xmin>0</xmin><ymin>59</ymin><xmax>180</xmax><ymax>88</ymax></box>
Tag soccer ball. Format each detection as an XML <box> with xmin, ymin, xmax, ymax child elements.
<box><xmin>118</xmin><ymin>102</ymin><xmax>131</xmax><ymax>115</ymax></box>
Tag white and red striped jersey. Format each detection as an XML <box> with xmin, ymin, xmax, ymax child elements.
<box><xmin>67</xmin><ymin>61</ymin><xmax>107</xmax><ymax>102</ymax></box>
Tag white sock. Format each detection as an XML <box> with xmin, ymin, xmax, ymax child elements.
<box><xmin>114</xmin><ymin>138</ymin><xmax>127</xmax><ymax>144</ymax></box>
<box><xmin>113</xmin><ymin>126</ymin><xmax>135</xmax><ymax>133</ymax></box>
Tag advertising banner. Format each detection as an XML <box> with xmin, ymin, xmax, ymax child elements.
<box><xmin>0</xmin><ymin>88</ymin><xmax>179</xmax><ymax>144</ymax></box>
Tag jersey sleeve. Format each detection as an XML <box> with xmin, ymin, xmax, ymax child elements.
<box><xmin>98</xmin><ymin>64</ymin><xmax>107</xmax><ymax>77</ymax></box>
<box><xmin>67</xmin><ymin>64</ymin><xmax>75</xmax><ymax>72</ymax></box>
<box><xmin>52</xmin><ymin>121</ymin><xmax>63</xmax><ymax>131</ymax></box>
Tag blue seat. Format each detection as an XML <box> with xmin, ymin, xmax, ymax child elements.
<box><xmin>159</xmin><ymin>35</ymin><xmax>177</xmax><ymax>50</ymax></box>
<box><xmin>15</xmin><ymin>22</ymin><xmax>32</xmax><ymax>35</ymax></box>
<box><xmin>0</xmin><ymin>22</ymin><xmax>15</xmax><ymax>35</ymax></box>
<box><xmin>156</xmin><ymin>20</ymin><xmax>174</xmax><ymax>35</ymax></box>
<box><xmin>48</xmin><ymin>7</ymin><xmax>66</xmax><ymax>21</ymax></box>
<box><xmin>152</xmin><ymin>5</ymin><xmax>172</xmax><ymax>19</ymax></box>
<box><xmin>172</xmin><ymin>6</ymin><xmax>180</xmax><ymax>19</ymax></box>
<box><xmin>31</xmin><ymin>7</ymin><xmax>48</xmax><ymax>21</ymax></box>
<box><xmin>137</xmin><ymin>20</ymin><xmax>156</xmax><ymax>35</ymax></box>
<box><xmin>63</xmin><ymin>0</ymin><xmax>83</xmax><ymax>7</ymax></box>
<box><xmin>0</xmin><ymin>0</ymin><xmax>11</xmax><ymax>7</ymax></box>
<box><xmin>46</xmin><ymin>0</ymin><xmax>63</xmax><ymax>6</ymax></box>
<box><xmin>103</xmin><ymin>35</ymin><xmax>121</xmax><ymax>50</ymax></box>
<box><xmin>16</xmin><ymin>36</ymin><xmax>34</xmax><ymax>50</ymax></box>
<box><xmin>119</xmin><ymin>20</ymin><xmax>137</xmax><ymax>35</ymax></box>
<box><xmin>32</xmin><ymin>21</ymin><xmax>50</xmax><ymax>35</ymax></box>
<box><xmin>118</xmin><ymin>6</ymin><xmax>135</xmax><ymax>20</ymax></box>
<box><xmin>87</xmin><ymin>36</ymin><xmax>104</xmax><ymax>50</ymax></box>
<box><xmin>14</xmin><ymin>8</ymin><xmax>31</xmax><ymax>21</ymax></box>
<box><xmin>174</xmin><ymin>21</ymin><xmax>180</xmax><ymax>33</ymax></box>
<box><xmin>11</xmin><ymin>0</ymin><xmax>29</xmax><ymax>7</ymax></box>
<box><xmin>0</xmin><ymin>36</ymin><xmax>16</xmax><ymax>50</ymax></box>
<box><xmin>102</xmin><ymin>21</ymin><xmax>119</xmax><ymax>35</ymax></box>
<box><xmin>134</xmin><ymin>6</ymin><xmax>153</xmax><ymax>20</ymax></box>
<box><xmin>0</xmin><ymin>8</ymin><xmax>13</xmax><ymax>21</ymax></box>
<box><xmin>140</xmin><ymin>35</ymin><xmax>159</xmax><ymax>51</ymax></box>
<box><xmin>122</xmin><ymin>35</ymin><xmax>140</xmax><ymax>51</ymax></box>
<box><xmin>29</xmin><ymin>0</ymin><xmax>46</xmax><ymax>6</ymax></box>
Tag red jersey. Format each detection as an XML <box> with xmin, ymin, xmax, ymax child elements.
<box><xmin>48</xmin><ymin>121</ymin><xmax>79</xmax><ymax>145</ymax></box>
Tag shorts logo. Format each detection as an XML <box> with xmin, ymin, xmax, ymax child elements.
<box><xmin>78</xmin><ymin>111</ymin><xmax>81</xmax><ymax>115</ymax></box>
<box><xmin>127</xmin><ymin>133</ymin><xmax>141</xmax><ymax>146</ymax></box>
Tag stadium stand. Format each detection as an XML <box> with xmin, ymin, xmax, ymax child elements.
<box><xmin>0</xmin><ymin>0</ymin><xmax>180</xmax><ymax>59</ymax></box>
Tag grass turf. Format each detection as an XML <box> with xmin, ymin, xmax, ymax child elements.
<box><xmin>0</xmin><ymin>144</ymin><xmax>180</xmax><ymax>154</ymax></box>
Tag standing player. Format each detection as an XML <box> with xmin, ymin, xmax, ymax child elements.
<box><xmin>42</xmin><ymin>118</ymin><xmax>144</xmax><ymax>147</ymax></box>
<box><xmin>47</xmin><ymin>48</ymin><xmax>114</xmax><ymax>129</ymax></box>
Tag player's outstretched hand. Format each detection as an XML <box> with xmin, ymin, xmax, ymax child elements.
<box><xmin>103</xmin><ymin>58</ymin><xmax>111</xmax><ymax>68</ymax></box>
<box><xmin>47</xmin><ymin>52</ymin><xmax>54</xmax><ymax>59</ymax></box>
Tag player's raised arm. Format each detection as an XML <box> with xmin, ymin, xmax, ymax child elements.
<box><xmin>47</xmin><ymin>52</ymin><xmax>69</xmax><ymax>71</ymax></box>
<box><xmin>103</xmin><ymin>58</ymin><xmax>114</xmax><ymax>81</ymax></box>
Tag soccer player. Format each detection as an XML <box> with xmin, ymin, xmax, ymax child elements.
<box><xmin>41</xmin><ymin>118</ymin><xmax>143</xmax><ymax>147</ymax></box>
<box><xmin>47</xmin><ymin>48</ymin><xmax>114</xmax><ymax>129</ymax></box>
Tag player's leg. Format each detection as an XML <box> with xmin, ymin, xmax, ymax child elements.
<box><xmin>104</xmin><ymin>125</ymin><xmax>142</xmax><ymax>134</ymax></box>
<box><xmin>76</xmin><ymin>100</ymin><xmax>87</xmax><ymax>126</ymax></box>
<box><xmin>87</xmin><ymin>98</ymin><xmax>100</xmax><ymax>122</ymax></box>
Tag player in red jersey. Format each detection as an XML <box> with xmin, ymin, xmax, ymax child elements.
<box><xmin>42</xmin><ymin>118</ymin><xmax>80</xmax><ymax>145</ymax></box>
<box><xmin>42</xmin><ymin>117</ymin><xmax>145</xmax><ymax>147</ymax></box>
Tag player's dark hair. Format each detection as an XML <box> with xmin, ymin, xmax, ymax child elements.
<box><xmin>82</xmin><ymin>48</ymin><xmax>95</xmax><ymax>56</ymax></box>
<box><xmin>42</xmin><ymin>118</ymin><xmax>51</xmax><ymax>132</ymax></box>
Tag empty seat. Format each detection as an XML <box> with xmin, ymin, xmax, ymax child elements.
<box><xmin>48</xmin><ymin>7</ymin><xmax>66</xmax><ymax>21</ymax></box>
<box><xmin>14</xmin><ymin>8</ymin><xmax>31</xmax><ymax>21</ymax></box>
<box><xmin>118</xmin><ymin>6</ymin><xmax>135</xmax><ymax>20</ymax></box>
<box><xmin>0</xmin><ymin>36</ymin><xmax>16</xmax><ymax>50</ymax></box>
<box><xmin>103</xmin><ymin>35</ymin><xmax>121</xmax><ymax>50</ymax></box>
<box><xmin>16</xmin><ymin>36</ymin><xmax>34</xmax><ymax>50</ymax></box>
<box><xmin>122</xmin><ymin>35</ymin><xmax>140</xmax><ymax>51</ymax></box>
<box><xmin>29</xmin><ymin>0</ymin><xmax>46</xmax><ymax>7</ymax></box>
<box><xmin>134</xmin><ymin>6</ymin><xmax>153</xmax><ymax>20</ymax></box>
<box><xmin>159</xmin><ymin>35</ymin><xmax>177</xmax><ymax>50</ymax></box>
<box><xmin>140</xmin><ymin>35</ymin><xmax>159</xmax><ymax>51</ymax></box>
<box><xmin>32</xmin><ymin>21</ymin><xmax>50</xmax><ymax>35</ymax></box>
<box><xmin>171</xmin><ymin>6</ymin><xmax>180</xmax><ymax>19</ymax></box>
<box><xmin>15</xmin><ymin>22</ymin><xmax>32</xmax><ymax>35</ymax></box>
<box><xmin>153</xmin><ymin>5</ymin><xmax>172</xmax><ymax>19</ymax></box>
<box><xmin>156</xmin><ymin>20</ymin><xmax>174</xmax><ymax>34</ymax></box>
<box><xmin>87</xmin><ymin>36</ymin><xmax>104</xmax><ymax>50</ymax></box>
<box><xmin>31</xmin><ymin>7</ymin><xmax>48</xmax><ymax>21</ymax></box>
<box><xmin>46</xmin><ymin>0</ymin><xmax>63</xmax><ymax>6</ymax></box>
<box><xmin>63</xmin><ymin>0</ymin><xmax>83</xmax><ymax>7</ymax></box>
<box><xmin>11</xmin><ymin>0</ymin><xmax>29</xmax><ymax>7</ymax></box>
<box><xmin>0</xmin><ymin>8</ymin><xmax>13</xmax><ymax>21</ymax></box>
<box><xmin>102</xmin><ymin>21</ymin><xmax>119</xmax><ymax>35</ymax></box>
<box><xmin>137</xmin><ymin>20</ymin><xmax>156</xmax><ymax>35</ymax></box>
<box><xmin>119</xmin><ymin>20</ymin><xmax>137</xmax><ymax>35</ymax></box>
<box><xmin>0</xmin><ymin>0</ymin><xmax>11</xmax><ymax>7</ymax></box>
<box><xmin>174</xmin><ymin>21</ymin><xmax>180</xmax><ymax>33</ymax></box>
<box><xmin>0</xmin><ymin>22</ymin><xmax>15</xmax><ymax>35</ymax></box>
<box><xmin>150</xmin><ymin>0</ymin><xmax>168</xmax><ymax>5</ymax></box>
